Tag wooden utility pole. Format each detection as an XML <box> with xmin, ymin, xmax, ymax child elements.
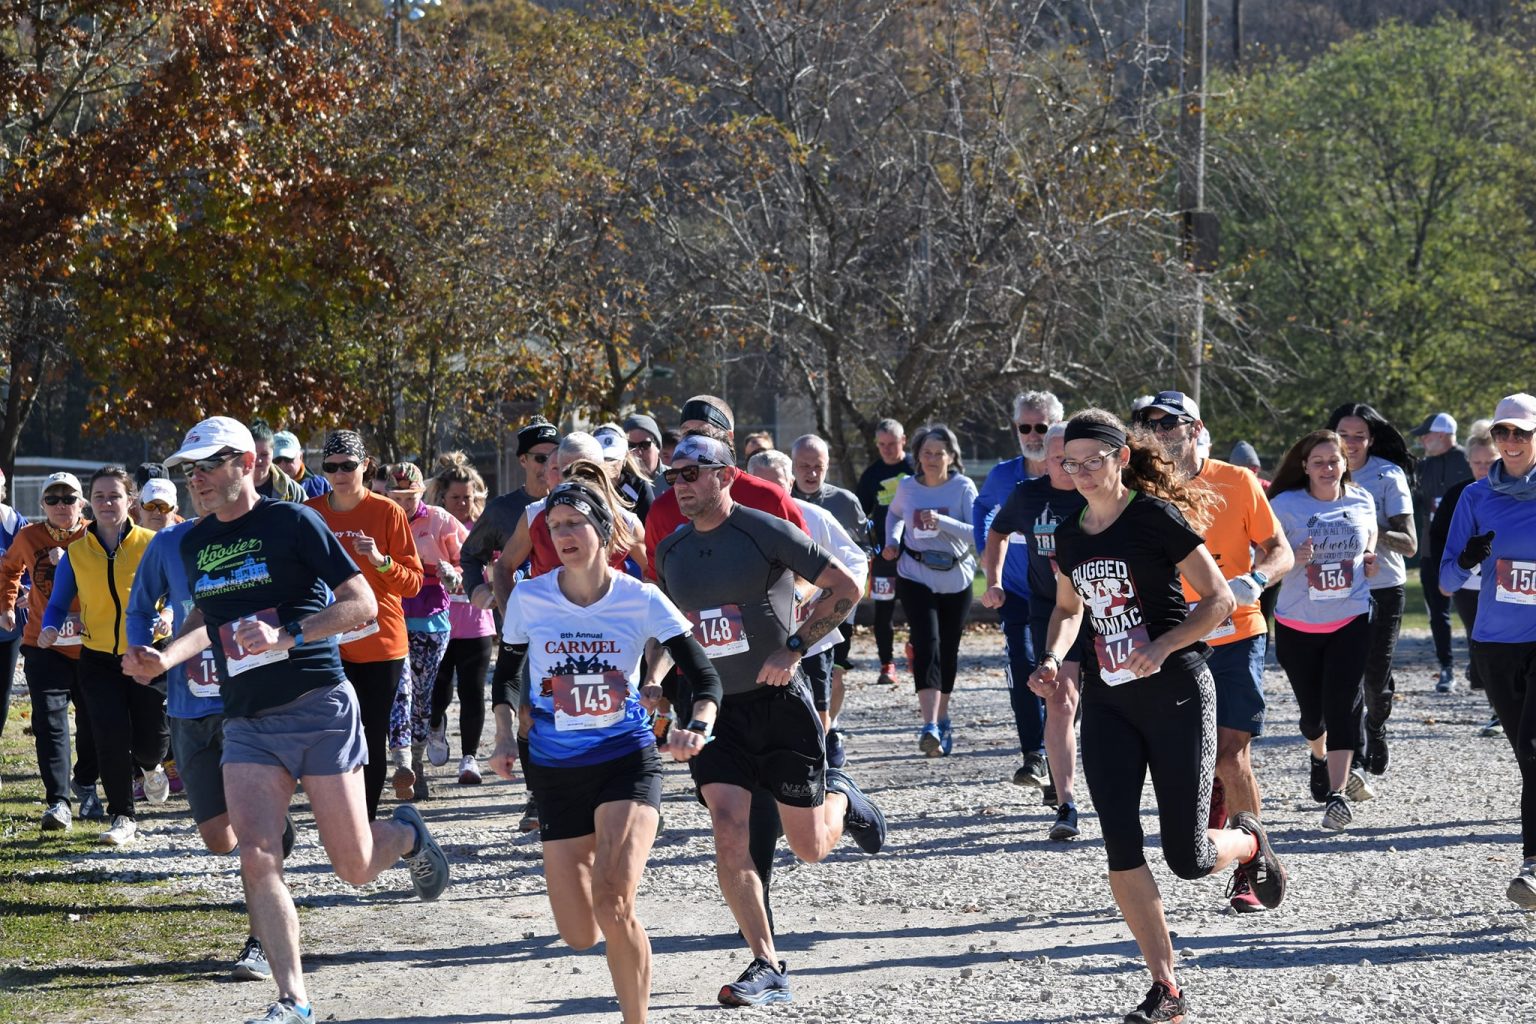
<box><xmin>1177</xmin><ymin>0</ymin><xmax>1209</xmax><ymax>403</ymax></box>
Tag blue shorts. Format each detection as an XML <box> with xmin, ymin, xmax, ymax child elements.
<box><xmin>222</xmin><ymin>681</ymin><xmax>368</xmax><ymax>779</ymax></box>
<box><xmin>1206</xmin><ymin>633</ymin><xmax>1267</xmax><ymax>736</ymax></box>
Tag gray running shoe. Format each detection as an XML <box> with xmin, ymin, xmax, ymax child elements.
<box><xmin>1508</xmin><ymin>860</ymin><xmax>1536</xmax><ymax>910</ymax></box>
<box><xmin>426</xmin><ymin>723</ymin><xmax>450</xmax><ymax>767</ymax></box>
<box><xmin>73</xmin><ymin>781</ymin><xmax>106</xmax><ymax>821</ymax></box>
<box><xmin>1013</xmin><ymin>751</ymin><xmax>1049</xmax><ymax>789</ymax></box>
<box><xmin>41</xmin><ymin>800</ymin><xmax>72</xmax><ymax>832</ymax></box>
<box><xmin>1481</xmin><ymin>715</ymin><xmax>1504</xmax><ymax>738</ymax></box>
<box><xmin>231</xmin><ymin>935</ymin><xmax>271</xmax><ymax>981</ymax></box>
<box><xmin>1435</xmin><ymin>665</ymin><xmax>1455</xmax><ymax>693</ymax></box>
<box><xmin>393</xmin><ymin>803</ymin><xmax>449</xmax><ymax>902</ymax></box>
<box><xmin>1321</xmin><ymin>793</ymin><xmax>1353</xmax><ymax>831</ymax></box>
<box><xmin>142</xmin><ymin>764</ymin><xmax>171</xmax><ymax>804</ymax></box>
<box><xmin>243</xmin><ymin>999</ymin><xmax>311</xmax><ymax>1023</ymax></box>
<box><xmin>1344</xmin><ymin>767</ymin><xmax>1375</xmax><ymax>803</ymax></box>
<box><xmin>825</xmin><ymin>766</ymin><xmax>887</xmax><ymax>854</ymax></box>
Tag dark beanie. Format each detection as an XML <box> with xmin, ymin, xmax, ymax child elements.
<box><xmin>517</xmin><ymin>418</ymin><xmax>559</xmax><ymax>456</ymax></box>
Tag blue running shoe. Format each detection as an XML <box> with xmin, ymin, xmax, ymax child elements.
<box><xmin>825</xmin><ymin>728</ymin><xmax>847</xmax><ymax>769</ymax></box>
<box><xmin>918</xmin><ymin>724</ymin><xmax>941</xmax><ymax>756</ymax></box>
<box><xmin>718</xmin><ymin>957</ymin><xmax>791</xmax><ymax>1006</ymax></box>
<box><xmin>938</xmin><ymin>717</ymin><xmax>953</xmax><ymax>756</ymax></box>
<box><xmin>825</xmin><ymin>766</ymin><xmax>887</xmax><ymax>854</ymax></box>
<box><xmin>73</xmin><ymin>782</ymin><xmax>106</xmax><ymax>821</ymax></box>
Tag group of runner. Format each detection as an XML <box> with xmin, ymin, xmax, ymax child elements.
<box><xmin>0</xmin><ymin>385</ymin><xmax>1532</xmax><ymax>1024</ymax></box>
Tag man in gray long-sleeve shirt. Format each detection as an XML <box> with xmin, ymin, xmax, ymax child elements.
<box><xmin>1409</xmin><ymin>411</ymin><xmax>1473</xmax><ymax>690</ymax></box>
<box><xmin>464</xmin><ymin>419</ymin><xmax>559</xmax><ymax>609</ymax></box>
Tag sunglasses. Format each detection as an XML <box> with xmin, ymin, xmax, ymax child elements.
<box><xmin>141</xmin><ymin>500</ymin><xmax>174</xmax><ymax>515</ymax></box>
<box><xmin>1061</xmin><ymin>449</ymin><xmax>1121</xmax><ymax>475</ymax></box>
<box><xmin>1493</xmin><ymin>424</ymin><xmax>1534</xmax><ymax>442</ymax></box>
<box><xmin>1147</xmin><ymin>416</ymin><xmax>1191</xmax><ymax>432</ymax></box>
<box><xmin>322</xmin><ymin>460</ymin><xmax>362</xmax><ymax>474</ymax></box>
<box><xmin>527</xmin><ymin>453</ymin><xmax>551</xmax><ymax>464</ymax></box>
<box><xmin>42</xmin><ymin>494</ymin><xmax>79</xmax><ymax>506</ymax></box>
<box><xmin>629</xmin><ymin>439</ymin><xmax>655</xmax><ymax>452</ymax></box>
<box><xmin>179</xmin><ymin>451</ymin><xmax>241</xmax><ymax>477</ymax></box>
<box><xmin>1016</xmin><ymin>422</ymin><xmax>1049</xmax><ymax>435</ymax></box>
<box><xmin>273</xmin><ymin>456</ymin><xmax>297</xmax><ymax>466</ymax></box>
<box><xmin>662</xmin><ymin>463</ymin><xmax>724</xmax><ymax>486</ymax></box>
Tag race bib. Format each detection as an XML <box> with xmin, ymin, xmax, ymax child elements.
<box><xmin>52</xmin><ymin>612</ymin><xmax>85</xmax><ymax>647</ymax></box>
<box><xmin>871</xmin><ymin>575</ymin><xmax>895</xmax><ymax>602</ymax></box>
<box><xmin>218</xmin><ymin>611</ymin><xmax>289</xmax><ymax>678</ymax></box>
<box><xmin>336</xmin><ymin>619</ymin><xmax>381</xmax><ymax>645</ymax></box>
<box><xmin>1495</xmin><ymin>558</ymin><xmax>1536</xmax><ymax>605</ymax></box>
<box><xmin>1094</xmin><ymin>624</ymin><xmax>1151</xmax><ymax>686</ymax></box>
<box><xmin>448</xmin><ymin>593</ymin><xmax>469</xmax><ymax>604</ymax></box>
<box><xmin>688</xmin><ymin>606</ymin><xmax>749</xmax><ymax>658</ymax></box>
<box><xmin>550</xmin><ymin>671</ymin><xmax>628</xmax><ymax>731</ymax></box>
<box><xmin>187</xmin><ymin>649</ymin><xmax>222</xmax><ymax>698</ymax></box>
<box><xmin>1033</xmin><ymin>521</ymin><xmax>1060</xmax><ymax>577</ymax></box>
<box><xmin>912</xmin><ymin>510</ymin><xmax>941</xmax><ymax>541</ymax></box>
<box><xmin>1007</xmin><ymin>531</ymin><xmax>1030</xmax><ymax>548</ymax></box>
<box><xmin>1190</xmin><ymin>602</ymin><xmax>1236</xmax><ymax>641</ymax></box>
<box><xmin>1305</xmin><ymin>561</ymin><xmax>1353</xmax><ymax>601</ymax></box>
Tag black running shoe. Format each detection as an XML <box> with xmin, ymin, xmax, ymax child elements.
<box><xmin>1013</xmin><ymin>751</ymin><xmax>1049</xmax><ymax>789</ymax></box>
<box><xmin>1230</xmin><ymin>811</ymin><xmax>1286</xmax><ymax>910</ymax></box>
<box><xmin>1308</xmin><ymin>755</ymin><xmax>1329</xmax><ymax>803</ymax></box>
<box><xmin>1124</xmin><ymin>980</ymin><xmax>1187</xmax><ymax>1023</ymax></box>
<box><xmin>825</xmin><ymin>766</ymin><xmax>886</xmax><ymax>854</ymax></box>
<box><xmin>1364</xmin><ymin>728</ymin><xmax>1389</xmax><ymax>776</ymax></box>
<box><xmin>718</xmin><ymin>957</ymin><xmax>791</xmax><ymax>1006</ymax></box>
<box><xmin>1048</xmin><ymin>803</ymin><xmax>1079</xmax><ymax>842</ymax></box>
<box><xmin>281</xmin><ymin>814</ymin><xmax>296</xmax><ymax>860</ymax></box>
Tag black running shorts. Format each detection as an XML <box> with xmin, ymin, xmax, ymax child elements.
<box><xmin>525</xmin><ymin>743</ymin><xmax>663</xmax><ymax>842</ymax></box>
<box><xmin>690</xmin><ymin>678</ymin><xmax>826</xmax><ymax>808</ymax></box>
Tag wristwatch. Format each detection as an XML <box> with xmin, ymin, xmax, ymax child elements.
<box><xmin>1039</xmin><ymin>651</ymin><xmax>1061</xmax><ymax>670</ymax></box>
<box><xmin>785</xmin><ymin>634</ymin><xmax>806</xmax><ymax>654</ymax></box>
<box><xmin>284</xmin><ymin>620</ymin><xmax>305</xmax><ymax>647</ymax></box>
<box><xmin>1249</xmin><ymin>569</ymin><xmax>1269</xmax><ymax>588</ymax></box>
<box><xmin>685</xmin><ymin>718</ymin><xmax>714</xmax><ymax>738</ymax></box>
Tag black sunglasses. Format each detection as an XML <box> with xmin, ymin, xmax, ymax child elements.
<box><xmin>1148</xmin><ymin>416</ymin><xmax>1191</xmax><ymax>432</ymax></box>
<box><xmin>629</xmin><ymin>439</ymin><xmax>655</xmax><ymax>452</ymax></box>
<box><xmin>1493</xmin><ymin>424</ymin><xmax>1534</xmax><ymax>442</ymax></box>
<box><xmin>43</xmin><ymin>494</ymin><xmax>79</xmax><ymax>506</ymax></box>
<box><xmin>322</xmin><ymin>459</ymin><xmax>362</xmax><ymax>474</ymax></box>
<box><xmin>527</xmin><ymin>452</ymin><xmax>551</xmax><ymax>464</ymax></box>
<box><xmin>179</xmin><ymin>451</ymin><xmax>242</xmax><ymax>477</ymax></box>
<box><xmin>662</xmin><ymin>463</ymin><xmax>724</xmax><ymax>486</ymax></box>
<box><xmin>1016</xmin><ymin>422</ymin><xmax>1049</xmax><ymax>435</ymax></box>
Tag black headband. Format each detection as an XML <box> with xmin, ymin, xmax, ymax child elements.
<box><xmin>679</xmin><ymin>399</ymin><xmax>733</xmax><ymax>432</ymax></box>
<box><xmin>547</xmin><ymin>482</ymin><xmax>614</xmax><ymax>544</ymax></box>
<box><xmin>1064</xmin><ymin>420</ymin><xmax>1127</xmax><ymax>450</ymax></box>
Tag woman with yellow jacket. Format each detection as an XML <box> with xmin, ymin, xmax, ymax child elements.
<box><xmin>42</xmin><ymin>466</ymin><xmax>169</xmax><ymax>846</ymax></box>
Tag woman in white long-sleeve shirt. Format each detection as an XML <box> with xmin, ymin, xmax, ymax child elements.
<box><xmin>881</xmin><ymin>424</ymin><xmax>977</xmax><ymax>756</ymax></box>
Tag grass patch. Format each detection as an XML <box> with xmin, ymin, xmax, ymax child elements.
<box><xmin>0</xmin><ymin>719</ymin><xmax>248</xmax><ymax>1022</ymax></box>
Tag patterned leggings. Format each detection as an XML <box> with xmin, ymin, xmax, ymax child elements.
<box><xmin>391</xmin><ymin>630</ymin><xmax>452</xmax><ymax>750</ymax></box>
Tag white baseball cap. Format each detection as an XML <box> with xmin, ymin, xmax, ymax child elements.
<box><xmin>1410</xmin><ymin>412</ymin><xmax>1457</xmax><ymax>436</ymax></box>
<box><xmin>140</xmin><ymin>478</ymin><xmax>178</xmax><ymax>508</ymax></box>
<box><xmin>163</xmin><ymin>416</ymin><xmax>256</xmax><ymax>469</ymax></box>
<box><xmin>41</xmin><ymin>471</ymin><xmax>83</xmax><ymax>495</ymax></box>
<box><xmin>594</xmin><ymin>428</ymin><xmax>627</xmax><ymax>462</ymax></box>
<box><xmin>1492</xmin><ymin>393</ymin><xmax>1536</xmax><ymax>432</ymax></box>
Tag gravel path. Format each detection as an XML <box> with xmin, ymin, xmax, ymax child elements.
<box><xmin>41</xmin><ymin>626</ymin><xmax>1536</xmax><ymax>1023</ymax></box>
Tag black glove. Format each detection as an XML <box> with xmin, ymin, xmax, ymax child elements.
<box><xmin>1457</xmin><ymin>530</ymin><xmax>1496</xmax><ymax>571</ymax></box>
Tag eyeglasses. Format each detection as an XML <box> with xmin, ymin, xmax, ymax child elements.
<box><xmin>1492</xmin><ymin>424</ymin><xmax>1533</xmax><ymax>442</ymax></box>
<box><xmin>179</xmin><ymin>451</ymin><xmax>241</xmax><ymax>478</ymax></box>
<box><xmin>141</xmin><ymin>500</ymin><xmax>174</xmax><ymax>515</ymax></box>
<box><xmin>1016</xmin><ymin>422</ymin><xmax>1049</xmax><ymax>435</ymax></box>
<box><xmin>322</xmin><ymin>460</ymin><xmax>361</xmax><ymax>474</ymax></box>
<box><xmin>1147</xmin><ymin>416</ymin><xmax>1191</xmax><ymax>433</ymax></box>
<box><xmin>42</xmin><ymin>494</ymin><xmax>79</xmax><ymax>506</ymax></box>
<box><xmin>630</xmin><ymin>439</ymin><xmax>655</xmax><ymax>452</ymax></box>
<box><xmin>663</xmin><ymin>463</ymin><xmax>724</xmax><ymax>486</ymax></box>
<box><xmin>1060</xmin><ymin>449</ymin><xmax>1120</xmax><ymax>475</ymax></box>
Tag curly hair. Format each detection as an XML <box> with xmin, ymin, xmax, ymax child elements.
<box><xmin>1070</xmin><ymin>409</ymin><xmax>1219</xmax><ymax>533</ymax></box>
<box><xmin>425</xmin><ymin>450</ymin><xmax>487</xmax><ymax>522</ymax></box>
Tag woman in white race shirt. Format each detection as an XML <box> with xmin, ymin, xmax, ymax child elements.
<box><xmin>1267</xmin><ymin>429</ymin><xmax>1380</xmax><ymax>831</ymax></box>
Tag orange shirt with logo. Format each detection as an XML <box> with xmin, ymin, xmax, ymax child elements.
<box><xmin>306</xmin><ymin>491</ymin><xmax>423</xmax><ymax>662</ymax></box>
<box><xmin>1180</xmin><ymin>459</ymin><xmax>1284</xmax><ymax>647</ymax></box>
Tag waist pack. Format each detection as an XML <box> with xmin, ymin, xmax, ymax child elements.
<box><xmin>904</xmin><ymin>546</ymin><xmax>958</xmax><ymax>571</ymax></box>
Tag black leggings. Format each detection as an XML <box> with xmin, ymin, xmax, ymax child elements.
<box><xmin>1275</xmin><ymin>615</ymin><xmax>1369</xmax><ymax>752</ymax></box>
<box><xmin>1359</xmin><ymin>585</ymin><xmax>1405</xmax><ymax>746</ymax></box>
<box><xmin>76</xmin><ymin>648</ymin><xmax>169</xmax><ymax>820</ymax></box>
<box><xmin>433</xmin><ymin>635</ymin><xmax>493</xmax><ymax>757</ymax></box>
<box><xmin>873</xmin><ymin>599</ymin><xmax>898</xmax><ymax>665</ymax></box>
<box><xmin>343</xmin><ymin>658</ymin><xmax>404</xmax><ymax>820</ymax></box>
<box><xmin>1471</xmin><ymin>640</ymin><xmax>1536</xmax><ymax>858</ymax></box>
<box><xmin>1080</xmin><ymin>666</ymin><xmax>1219</xmax><ymax>878</ymax></box>
<box><xmin>1453</xmin><ymin>588</ymin><xmax>1483</xmax><ymax>691</ymax></box>
<box><xmin>895</xmin><ymin>576</ymin><xmax>971</xmax><ymax>694</ymax></box>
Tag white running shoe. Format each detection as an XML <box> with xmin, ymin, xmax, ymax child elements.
<box><xmin>426</xmin><ymin>724</ymin><xmax>450</xmax><ymax>768</ymax></box>
<box><xmin>100</xmin><ymin>815</ymin><xmax>137</xmax><ymax>846</ymax></box>
<box><xmin>1508</xmin><ymin>860</ymin><xmax>1536</xmax><ymax>910</ymax></box>
<box><xmin>1321</xmin><ymin>794</ymin><xmax>1353</xmax><ymax>831</ymax></box>
<box><xmin>142</xmin><ymin>764</ymin><xmax>171</xmax><ymax>804</ymax></box>
<box><xmin>457</xmin><ymin>755</ymin><xmax>481</xmax><ymax>785</ymax></box>
<box><xmin>1344</xmin><ymin>767</ymin><xmax>1375</xmax><ymax>803</ymax></box>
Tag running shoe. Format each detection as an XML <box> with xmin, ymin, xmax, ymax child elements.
<box><xmin>1364</xmin><ymin>729</ymin><xmax>1389</xmax><ymax>776</ymax></box>
<box><xmin>1435</xmin><ymin>665</ymin><xmax>1454</xmax><ymax>693</ymax></box>
<box><xmin>142</xmin><ymin>764</ymin><xmax>171</xmax><ymax>804</ymax></box>
<box><xmin>1014</xmin><ymin>751</ymin><xmax>1049</xmax><ymax>790</ymax></box>
<box><xmin>391</xmin><ymin>763</ymin><xmax>416</xmax><ymax>801</ymax></box>
<box><xmin>938</xmin><ymin>718</ymin><xmax>953</xmax><ymax>756</ymax></box>
<box><xmin>1308</xmin><ymin>755</ymin><xmax>1330</xmax><ymax>803</ymax></box>
<box><xmin>877</xmin><ymin>662</ymin><xmax>897</xmax><ymax>686</ymax></box>
<box><xmin>426</xmin><ymin>723</ymin><xmax>450</xmax><ymax>767</ymax></box>
<box><xmin>1048</xmin><ymin>803</ymin><xmax>1079</xmax><ymax>842</ymax></box>
<box><xmin>1482</xmin><ymin>715</ymin><xmax>1504</xmax><ymax>738</ymax></box>
<box><xmin>165</xmin><ymin>759</ymin><xmax>184</xmax><ymax>795</ymax></box>
<box><xmin>1345</xmin><ymin>767</ymin><xmax>1375</xmax><ymax>803</ymax></box>
<box><xmin>281</xmin><ymin>814</ymin><xmax>296</xmax><ymax>860</ymax></box>
<box><xmin>1226</xmin><ymin>865</ymin><xmax>1265</xmax><ymax>913</ymax></box>
<box><xmin>1124</xmin><ymin>980</ymin><xmax>1187</xmax><ymax>1023</ymax></box>
<box><xmin>458</xmin><ymin>755</ymin><xmax>482</xmax><ymax>785</ymax></box>
<box><xmin>244</xmin><ymin>999</ymin><xmax>312</xmax><ymax>1023</ymax></box>
<box><xmin>825</xmin><ymin>728</ymin><xmax>847</xmax><ymax>769</ymax></box>
<box><xmin>1207</xmin><ymin>775</ymin><xmax>1227</xmax><ymax>830</ymax></box>
<box><xmin>918</xmin><ymin>724</ymin><xmax>942</xmax><ymax>757</ymax></box>
<box><xmin>100</xmin><ymin>815</ymin><xmax>137</xmax><ymax>846</ymax></box>
<box><xmin>393</xmin><ymin>803</ymin><xmax>450</xmax><ymax>902</ymax></box>
<box><xmin>718</xmin><ymin>957</ymin><xmax>791</xmax><ymax>1007</ymax></box>
<box><xmin>73</xmin><ymin>782</ymin><xmax>106</xmax><ymax>821</ymax></box>
<box><xmin>231</xmin><ymin>935</ymin><xmax>272</xmax><ymax>981</ymax></box>
<box><xmin>413</xmin><ymin>767</ymin><xmax>430</xmax><ymax>802</ymax></box>
<box><xmin>133</xmin><ymin>775</ymin><xmax>146</xmax><ymax>802</ymax></box>
<box><xmin>518</xmin><ymin>796</ymin><xmax>540</xmax><ymax>833</ymax></box>
<box><xmin>1230</xmin><ymin>810</ymin><xmax>1286</xmax><ymax>909</ymax></box>
<box><xmin>41</xmin><ymin>800</ymin><xmax>72</xmax><ymax>833</ymax></box>
<box><xmin>1507</xmin><ymin>859</ymin><xmax>1536</xmax><ymax>909</ymax></box>
<box><xmin>1321</xmin><ymin>793</ymin><xmax>1353</xmax><ymax>831</ymax></box>
<box><xmin>825</xmin><ymin>765</ymin><xmax>887</xmax><ymax>854</ymax></box>
<box><xmin>1041</xmin><ymin>780</ymin><xmax>1058</xmax><ymax>808</ymax></box>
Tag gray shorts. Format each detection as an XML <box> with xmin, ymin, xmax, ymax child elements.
<box><xmin>222</xmin><ymin>681</ymin><xmax>368</xmax><ymax>779</ymax></box>
<box><xmin>169</xmin><ymin>713</ymin><xmax>228</xmax><ymax>824</ymax></box>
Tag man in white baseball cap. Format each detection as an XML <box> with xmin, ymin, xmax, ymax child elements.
<box><xmin>1410</xmin><ymin>411</ymin><xmax>1473</xmax><ymax>691</ymax></box>
<box><xmin>162</xmin><ymin>416</ymin><xmax>257</xmax><ymax>471</ymax></box>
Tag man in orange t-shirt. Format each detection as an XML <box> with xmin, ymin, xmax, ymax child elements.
<box><xmin>1139</xmin><ymin>391</ymin><xmax>1294</xmax><ymax>914</ymax></box>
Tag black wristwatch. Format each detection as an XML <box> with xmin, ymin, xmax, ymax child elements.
<box><xmin>685</xmin><ymin>718</ymin><xmax>714</xmax><ymax>738</ymax></box>
<box><xmin>785</xmin><ymin>634</ymin><xmax>806</xmax><ymax>654</ymax></box>
<box><xmin>284</xmin><ymin>620</ymin><xmax>305</xmax><ymax>647</ymax></box>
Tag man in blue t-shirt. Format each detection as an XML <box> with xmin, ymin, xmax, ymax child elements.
<box><xmin>124</xmin><ymin>416</ymin><xmax>450</xmax><ymax>1024</ymax></box>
